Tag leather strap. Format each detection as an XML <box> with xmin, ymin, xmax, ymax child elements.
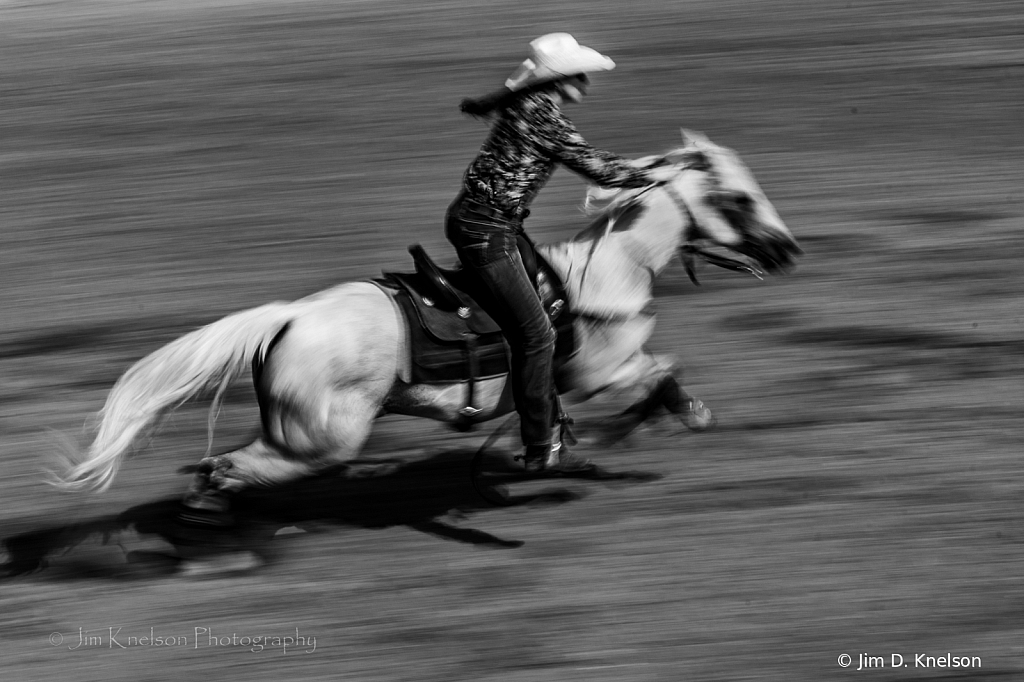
<box><xmin>455</xmin><ymin>331</ymin><xmax>484</xmax><ymax>429</ymax></box>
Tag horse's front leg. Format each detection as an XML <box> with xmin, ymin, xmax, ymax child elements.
<box><xmin>597</xmin><ymin>352</ymin><xmax>714</xmax><ymax>445</ymax></box>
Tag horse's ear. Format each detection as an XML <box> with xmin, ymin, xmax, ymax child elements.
<box><xmin>680</xmin><ymin>128</ymin><xmax>709</xmax><ymax>148</ymax></box>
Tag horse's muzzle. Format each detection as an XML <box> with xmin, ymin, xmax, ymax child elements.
<box><xmin>738</xmin><ymin>233</ymin><xmax>803</xmax><ymax>275</ymax></box>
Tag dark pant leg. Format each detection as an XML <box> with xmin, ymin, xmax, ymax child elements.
<box><xmin>446</xmin><ymin>210</ymin><xmax>556</xmax><ymax>448</ymax></box>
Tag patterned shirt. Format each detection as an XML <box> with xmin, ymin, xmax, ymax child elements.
<box><xmin>462</xmin><ymin>91</ymin><xmax>652</xmax><ymax>220</ymax></box>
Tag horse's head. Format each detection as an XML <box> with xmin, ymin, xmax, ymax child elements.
<box><xmin>660</xmin><ymin>129</ymin><xmax>802</xmax><ymax>278</ymax></box>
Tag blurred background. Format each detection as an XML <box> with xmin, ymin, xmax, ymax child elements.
<box><xmin>2</xmin><ymin>0</ymin><xmax>1022</xmax><ymax>680</ymax></box>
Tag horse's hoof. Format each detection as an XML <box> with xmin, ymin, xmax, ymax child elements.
<box><xmin>178</xmin><ymin>491</ymin><xmax>233</xmax><ymax>528</ymax></box>
<box><xmin>683</xmin><ymin>398</ymin><xmax>715</xmax><ymax>432</ymax></box>
<box><xmin>177</xmin><ymin>503</ymin><xmax>235</xmax><ymax>529</ymax></box>
<box><xmin>172</xmin><ymin>500</ymin><xmax>237</xmax><ymax>554</ymax></box>
<box><xmin>177</xmin><ymin>510</ymin><xmax>235</xmax><ymax>530</ymax></box>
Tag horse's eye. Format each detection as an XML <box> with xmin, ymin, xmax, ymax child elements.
<box><xmin>708</xmin><ymin>191</ymin><xmax>752</xmax><ymax>212</ymax></box>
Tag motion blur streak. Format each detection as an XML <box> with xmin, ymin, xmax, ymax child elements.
<box><xmin>1</xmin><ymin>1</ymin><xmax>1022</xmax><ymax>681</ymax></box>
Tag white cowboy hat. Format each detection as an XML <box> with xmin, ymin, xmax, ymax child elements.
<box><xmin>505</xmin><ymin>33</ymin><xmax>616</xmax><ymax>92</ymax></box>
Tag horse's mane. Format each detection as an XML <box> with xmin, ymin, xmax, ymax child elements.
<box><xmin>577</xmin><ymin>141</ymin><xmax>722</xmax><ymax>220</ymax></box>
<box><xmin>572</xmin><ymin>147</ymin><xmax>703</xmax><ymax>244</ymax></box>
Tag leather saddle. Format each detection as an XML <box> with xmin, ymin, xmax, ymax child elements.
<box><xmin>377</xmin><ymin>243</ymin><xmax>574</xmax><ymax>428</ymax></box>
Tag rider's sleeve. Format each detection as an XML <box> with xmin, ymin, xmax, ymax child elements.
<box><xmin>529</xmin><ymin>98</ymin><xmax>653</xmax><ymax>188</ymax></box>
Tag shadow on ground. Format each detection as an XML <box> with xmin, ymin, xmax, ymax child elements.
<box><xmin>0</xmin><ymin>448</ymin><xmax>660</xmax><ymax>578</ymax></box>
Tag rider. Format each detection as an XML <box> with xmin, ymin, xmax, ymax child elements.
<box><xmin>446</xmin><ymin>33</ymin><xmax>678</xmax><ymax>473</ymax></box>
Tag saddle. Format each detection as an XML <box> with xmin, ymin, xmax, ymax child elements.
<box><xmin>377</xmin><ymin>243</ymin><xmax>574</xmax><ymax>428</ymax></box>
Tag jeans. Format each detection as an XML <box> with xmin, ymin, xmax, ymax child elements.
<box><xmin>445</xmin><ymin>195</ymin><xmax>556</xmax><ymax>449</ymax></box>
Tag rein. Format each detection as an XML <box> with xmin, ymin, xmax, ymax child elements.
<box><xmin>679</xmin><ymin>243</ymin><xmax>764</xmax><ymax>283</ymax></box>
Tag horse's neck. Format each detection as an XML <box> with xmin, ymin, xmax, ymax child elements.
<box><xmin>540</xmin><ymin>189</ymin><xmax>685</xmax><ymax>318</ymax></box>
<box><xmin>614</xmin><ymin>189</ymin><xmax>687</xmax><ymax>274</ymax></box>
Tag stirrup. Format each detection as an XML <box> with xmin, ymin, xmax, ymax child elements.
<box><xmin>515</xmin><ymin>441</ymin><xmax>594</xmax><ymax>474</ymax></box>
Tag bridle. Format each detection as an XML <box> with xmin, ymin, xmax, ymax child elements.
<box><xmin>574</xmin><ymin>153</ymin><xmax>766</xmax><ymax>315</ymax></box>
<box><xmin>657</xmin><ymin>162</ymin><xmax>766</xmax><ymax>285</ymax></box>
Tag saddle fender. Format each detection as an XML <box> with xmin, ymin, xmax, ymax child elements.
<box><xmin>376</xmin><ymin>244</ymin><xmax>574</xmax><ymax>428</ymax></box>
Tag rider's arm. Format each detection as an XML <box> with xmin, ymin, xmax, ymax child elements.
<box><xmin>527</xmin><ymin>97</ymin><xmax>658</xmax><ymax>188</ymax></box>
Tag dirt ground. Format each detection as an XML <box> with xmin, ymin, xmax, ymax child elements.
<box><xmin>2</xmin><ymin>0</ymin><xmax>1023</xmax><ymax>680</ymax></box>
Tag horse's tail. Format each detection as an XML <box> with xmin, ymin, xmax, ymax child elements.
<box><xmin>52</xmin><ymin>301</ymin><xmax>297</xmax><ymax>492</ymax></box>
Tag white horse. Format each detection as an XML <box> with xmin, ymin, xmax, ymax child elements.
<box><xmin>53</xmin><ymin>131</ymin><xmax>800</xmax><ymax>511</ymax></box>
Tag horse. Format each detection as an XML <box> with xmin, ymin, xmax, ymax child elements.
<box><xmin>52</xmin><ymin>130</ymin><xmax>801</xmax><ymax>517</ymax></box>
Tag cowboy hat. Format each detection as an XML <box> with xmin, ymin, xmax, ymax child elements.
<box><xmin>505</xmin><ymin>33</ymin><xmax>616</xmax><ymax>92</ymax></box>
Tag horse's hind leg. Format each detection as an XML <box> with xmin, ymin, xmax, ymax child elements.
<box><xmin>182</xmin><ymin>282</ymin><xmax>399</xmax><ymax>509</ymax></box>
<box><xmin>183</xmin><ymin>388</ymin><xmax>380</xmax><ymax>508</ymax></box>
<box><xmin>182</xmin><ymin>438</ymin><xmax>316</xmax><ymax>511</ymax></box>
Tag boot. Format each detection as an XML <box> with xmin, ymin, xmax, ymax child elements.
<box><xmin>521</xmin><ymin>442</ymin><xmax>594</xmax><ymax>474</ymax></box>
<box><xmin>520</xmin><ymin>443</ymin><xmax>550</xmax><ymax>474</ymax></box>
<box><xmin>544</xmin><ymin>441</ymin><xmax>595</xmax><ymax>473</ymax></box>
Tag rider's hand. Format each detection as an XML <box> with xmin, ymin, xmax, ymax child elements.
<box><xmin>646</xmin><ymin>164</ymin><xmax>679</xmax><ymax>184</ymax></box>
